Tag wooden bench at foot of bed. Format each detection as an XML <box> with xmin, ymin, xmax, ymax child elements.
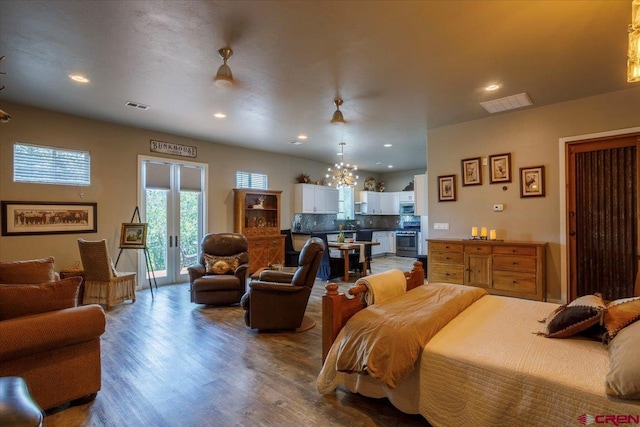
<box><xmin>322</xmin><ymin>261</ymin><xmax>425</xmax><ymax>361</ymax></box>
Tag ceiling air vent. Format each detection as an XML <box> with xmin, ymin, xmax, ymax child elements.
<box><xmin>125</xmin><ymin>101</ymin><xmax>150</xmax><ymax>110</ymax></box>
<box><xmin>480</xmin><ymin>92</ymin><xmax>532</xmax><ymax>114</ymax></box>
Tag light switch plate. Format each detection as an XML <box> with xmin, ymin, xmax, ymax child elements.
<box><xmin>493</xmin><ymin>204</ymin><xmax>504</xmax><ymax>212</ymax></box>
<box><xmin>433</xmin><ymin>222</ymin><xmax>450</xmax><ymax>230</ymax></box>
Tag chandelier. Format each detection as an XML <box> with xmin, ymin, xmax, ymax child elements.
<box><xmin>629</xmin><ymin>0</ymin><xmax>640</xmax><ymax>82</ymax></box>
<box><xmin>326</xmin><ymin>142</ymin><xmax>358</xmax><ymax>188</ymax></box>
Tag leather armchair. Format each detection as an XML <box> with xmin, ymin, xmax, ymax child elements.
<box><xmin>188</xmin><ymin>233</ymin><xmax>249</xmax><ymax>305</ymax></box>
<box><xmin>240</xmin><ymin>237</ymin><xmax>324</xmax><ymax>331</ymax></box>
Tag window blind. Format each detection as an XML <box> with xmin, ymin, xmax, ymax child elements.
<box><xmin>13</xmin><ymin>142</ymin><xmax>90</xmax><ymax>186</ymax></box>
<box><xmin>236</xmin><ymin>171</ymin><xmax>268</xmax><ymax>189</ymax></box>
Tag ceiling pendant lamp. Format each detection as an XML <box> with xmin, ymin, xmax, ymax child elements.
<box><xmin>628</xmin><ymin>0</ymin><xmax>640</xmax><ymax>82</ymax></box>
<box><xmin>214</xmin><ymin>47</ymin><xmax>234</xmax><ymax>87</ymax></box>
<box><xmin>330</xmin><ymin>97</ymin><xmax>345</xmax><ymax>124</ymax></box>
<box><xmin>326</xmin><ymin>142</ymin><xmax>358</xmax><ymax>188</ymax></box>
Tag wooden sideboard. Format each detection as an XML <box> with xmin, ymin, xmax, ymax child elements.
<box><xmin>427</xmin><ymin>238</ymin><xmax>547</xmax><ymax>301</ymax></box>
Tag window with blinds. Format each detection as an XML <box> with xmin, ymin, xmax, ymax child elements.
<box><xmin>236</xmin><ymin>171</ymin><xmax>268</xmax><ymax>189</ymax></box>
<box><xmin>13</xmin><ymin>142</ymin><xmax>91</xmax><ymax>186</ymax></box>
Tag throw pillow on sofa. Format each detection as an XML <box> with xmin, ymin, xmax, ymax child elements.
<box><xmin>0</xmin><ymin>276</ymin><xmax>82</xmax><ymax>320</ymax></box>
<box><xmin>0</xmin><ymin>257</ymin><xmax>57</xmax><ymax>284</ymax></box>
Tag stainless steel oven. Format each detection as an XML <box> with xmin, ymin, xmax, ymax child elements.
<box><xmin>396</xmin><ymin>230</ymin><xmax>418</xmax><ymax>257</ymax></box>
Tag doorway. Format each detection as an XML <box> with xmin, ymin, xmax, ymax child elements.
<box><xmin>139</xmin><ymin>156</ymin><xmax>207</xmax><ymax>285</ymax></box>
<box><xmin>566</xmin><ymin>134</ymin><xmax>639</xmax><ymax>301</ymax></box>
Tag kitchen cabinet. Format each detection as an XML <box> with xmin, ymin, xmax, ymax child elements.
<box><xmin>414</xmin><ymin>174</ymin><xmax>428</xmax><ymax>216</ymax></box>
<box><xmin>379</xmin><ymin>192</ymin><xmax>399</xmax><ymax>214</ymax></box>
<box><xmin>293</xmin><ymin>184</ymin><xmax>339</xmax><ymax>214</ymax></box>
<box><xmin>359</xmin><ymin>191</ymin><xmax>400</xmax><ymax>215</ymax></box>
<box><xmin>399</xmin><ymin>191</ymin><xmax>414</xmax><ymax>203</ymax></box>
<box><xmin>233</xmin><ymin>188</ymin><xmax>285</xmax><ymax>274</ymax></box>
<box><xmin>371</xmin><ymin>231</ymin><xmax>395</xmax><ymax>256</ymax></box>
<box><xmin>427</xmin><ymin>239</ymin><xmax>547</xmax><ymax>301</ymax></box>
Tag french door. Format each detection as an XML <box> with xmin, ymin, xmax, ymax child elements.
<box><xmin>139</xmin><ymin>156</ymin><xmax>207</xmax><ymax>285</ymax></box>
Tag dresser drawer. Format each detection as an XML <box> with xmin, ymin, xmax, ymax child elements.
<box><xmin>464</xmin><ymin>244</ymin><xmax>492</xmax><ymax>255</ymax></box>
<box><xmin>492</xmin><ymin>245</ymin><xmax>537</xmax><ymax>257</ymax></box>
<box><xmin>430</xmin><ymin>250</ymin><xmax>464</xmax><ymax>264</ymax></box>
<box><xmin>493</xmin><ymin>255</ymin><xmax>537</xmax><ymax>272</ymax></box>
<box><xmin>429</xmin><ymin>242</ymin><xmax>463</xmax><ymax>253</ymax></box>
<box><xmin>492</xmin><ymin>271</ymin><xmax>537</xmax><ymax>294</ymax></box>
<box><xmin>429</xmin><ymin>264</ymin><xmax>464</xmax><ymax>283</ymax></box>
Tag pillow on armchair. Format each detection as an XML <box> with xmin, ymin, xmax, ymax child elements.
<box><xmin>0</xmin><ymin>257</ymin><xmax>58</xmax><ymax>284</ymax></box>
<box><xmin>0</xmin><ymin>276</ymin><xmax>82</xmax><ymax>320</ymax></box>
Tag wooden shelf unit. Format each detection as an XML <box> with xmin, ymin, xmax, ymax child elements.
<box><xmin>233</xmin><ymin>189</ymin><xmax>284</xmax><ymax>274</ymax></box>
<box><xmin>427</xmin><ymin>238</ymin><xmax>547</xmax><ymax>301</ymax></box>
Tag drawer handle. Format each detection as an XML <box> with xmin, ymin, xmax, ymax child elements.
<box><xmin>512</xmin><ymin>280</ymin><xmax>517</xmax><ymax>284</ymax></box>
<box><xmin>512</xmin><ymin>249</ymin><xmax>517</xmax><ymax>253</ymax></box>
<box><xmin>512</xmin><ymin>262</ymin><xmax>518</xmax><ymax>266</ymax></box>
<box><xmin>476</xmin><ymin>247</ymin><xmax>481</xmax><ymax>251</ymax></box>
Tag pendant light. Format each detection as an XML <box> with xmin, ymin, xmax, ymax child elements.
<box><xmin>330</xmin><ymin>98</ymin><xmax>345</xmax><ymax>124</ymax></box>
<box><xmin>214</xmin><ymin>47</ymin><xmax>234</xmax><ymax>87</ymax></box>
<box><xmin>326</xmin><ymin>142</ymin><xmax>358</xmax><ymax>188</ymax></box>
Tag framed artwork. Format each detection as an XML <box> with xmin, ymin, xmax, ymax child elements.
<box><xmin>461</xmin><ymin>157</ymin><xmax>482</xmax><ymax>186</ymax></box>
<box><xmin>489</xmin><ymin>153</ymin><xmax>512</xmax><ymax>184</ymax></box>
<box><xmin>1</xmin><ymin>201</ymin><xmax>97</xmax><ymax>236</ymax></box>
<box><xmin>520</xmin><ymin>165</ymin><xmax>545</xmax><ymax>197</ymax></box>
<box><xmin>119</xmin><ymin>223</ymin><xmax>148</xmax><ymax>248</ymax></box>
<box><xmin>438</xmin><ymin>175</ymin><xmax>457</xmax><ymax>202</ymax></box>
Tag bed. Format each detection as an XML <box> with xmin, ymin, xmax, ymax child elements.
<box><xmin>318</xmin><ymin>263</ymin><xmax>640</xmax><ymax>426</ymax></box>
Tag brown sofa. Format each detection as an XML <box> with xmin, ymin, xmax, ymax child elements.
<box><xmin>0</xmin><ymin>257</ymin><xmax>106</xmax><ymax>410</ymax></box>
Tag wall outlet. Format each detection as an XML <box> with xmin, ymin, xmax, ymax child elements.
<box><xmin>493</xmin><ymin>204</ymin><xmax>504</xmax><ymax>212</ymax></box>
<box><xmin>433</xmin><ymin>222</ymin><xmax>449</xmax><ymax>230</ymax></box>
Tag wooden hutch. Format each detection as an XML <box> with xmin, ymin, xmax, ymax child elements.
<box><xmin>233</xmin><ymin>189</ymin><xmax>285</xmax><ymax>274</ymax></box>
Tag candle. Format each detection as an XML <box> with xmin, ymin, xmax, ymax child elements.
<box><xmin>471</xmin><ymin>226</ymin><xmax>478</xmax><ymax>237</ymax></box>
<box><xmin>490</xmin><ymin>229</ymin><xmax>497</xmax><ymax>240</ymax></box>
<box><xmin>480</xmin><ymin>227</ymin><xmax>487</xmax><ymax>238</ymax></box>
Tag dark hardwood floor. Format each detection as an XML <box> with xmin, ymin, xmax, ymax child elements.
<box><xmin>44</xmin><ymin>256</ymin><xmax>430</xmax><ymax>427</ymax></box>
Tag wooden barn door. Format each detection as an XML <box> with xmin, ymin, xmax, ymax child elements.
<box><xmin>567</xmin><ymin>134</ymin><xmax>639</xmax><ymax>301</ymax></box>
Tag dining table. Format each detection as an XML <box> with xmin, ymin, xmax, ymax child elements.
<box><xmin>327</xmin><ymin>240</ymin><xmax>380</xmax><ymax>281</ymax></box>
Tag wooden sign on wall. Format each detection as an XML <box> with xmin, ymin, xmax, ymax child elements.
<box><xmin>150</xmin><ymin>140</ymin><xmax>197</xmax><ymax>158</ymax></box>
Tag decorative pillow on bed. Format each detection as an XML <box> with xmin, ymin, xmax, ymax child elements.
<box><xmin>543</xmin><ymin>293</ymin><xmax>606</xmax><ymax>338</ymax></box>
<box><xmin>606</xmin><ymin>318</ymin><xmax>640</xmax><ymax>399</ymax></box>
<box><xmin>203</xmin><ymin>254</ymin><xmax>240</xmax><ymax>275</ymax></box>
<box><xmin>603</xmin><ymin>296</ymin><xmax>640</xmax><ymax>343</ymax></box>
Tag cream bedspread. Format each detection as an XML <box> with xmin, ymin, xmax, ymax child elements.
<box><xmin>318</xmin><ymin>282</ymin><xmax>487</xmax><ymax>391</ymax></box>
<box><xmin>420</xmin><ymin>295</ymin><xmax>640</xmax><ymax>426</ymax></box>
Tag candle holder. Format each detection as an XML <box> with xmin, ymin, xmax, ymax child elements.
<box><xmin>471</xmin><ymin>235</ymin><xmax>480</xmax><ymax>240</ymax></box>
<box><xmin>479</xmin><ymin>236</ymin><xmax>487</xmax><ymax>240</ymax></box>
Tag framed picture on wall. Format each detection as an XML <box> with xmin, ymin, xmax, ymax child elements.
<box><xmin>438</xmin><ymin>175</ymin><xmax>457</xmax><ymax>202</ymax></box>
<box><xmin>1</xmin><ymin>201</ymin><xmax>97</xmax><ymax>236</ymax></box>
<box><xmin>489</xmin><ymin>153</ymin><xmax>512</xmax><ymax>183</ymax></box>
<box><xmin>119</xmin><ymin>223</ymin><xmax>148</xmax><ymax>248</ymax></box>
<box><xmin>520</xmin><ymin>165</ymin><xmax>545</xmax><ymax>197</ymax></box>
<box><xmin>461</xmin><ymin>157</ymin><xmax>482</xmax><ymax>186</ymax></box>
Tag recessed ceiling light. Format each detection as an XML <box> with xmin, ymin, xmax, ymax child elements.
<box><xmin>290</xmin><ymin>140</ymin><xmax>302</xmax><ymax>145</ymax></box>
<box><xmin>69</xmin><ymin>74</ymin><xmax>90</xmax><ymax>83</ymax></box>
<box><xmin>383</xmin><ymin>144</ymin><xmax>393</xmax><ymax>148</ymax></box>
<box><xmin>485</xmin><ymin>84</ymin><xmax>500</xmax><ymax>91</ymax></box>
<box><xmin>375</xmin><ymin>161</ymin><xmax>382</xmax><ymax>165</ymax></box>
<box><xmin>214</xmin><ymin>113</ymin><xmax>226</xmax><ymax>118</ymax></box>
<box><xmin>387</xmin><ymin>165</ymin><xmax>394</xmax><ymax>168</ymax></box>
<box><xmin>297</xmin><ymin>134</ymin><xmax>307</xmax><ymax>140</ymax></box>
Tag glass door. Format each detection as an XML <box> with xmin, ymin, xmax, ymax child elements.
<box><xmin>139</xmin><ymin>156</ymin><xmax>207</xmax><ymax>286</ymax></box>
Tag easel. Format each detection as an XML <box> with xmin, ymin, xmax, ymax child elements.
<box><xmin>114</xmin><ymin>207</ymin><xmax>158</xmax><ymax>299</ymax></box>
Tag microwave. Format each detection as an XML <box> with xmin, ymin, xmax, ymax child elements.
<box><xmin>400</xmin><ymin>203</ymin><xmax>414</xmax><ymax>214</ymax></box>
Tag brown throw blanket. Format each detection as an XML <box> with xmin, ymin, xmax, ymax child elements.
<box><xmin>335</xmin><ymin>282</ymin><xmax>487</xmax><ymax>388</ymax></box>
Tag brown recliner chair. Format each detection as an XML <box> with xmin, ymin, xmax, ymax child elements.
<box><xmin>188</xmin><ymin>233</ymin><xmax>249</xmax><ymax>305</ymax></box>
<box><xmin>240</xmin><ymin>237</ymin><xmax>325</xmax><ymax>331</ymax></box>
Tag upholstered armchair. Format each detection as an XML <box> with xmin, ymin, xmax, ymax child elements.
<box><xmin>188</xmin><ymin>233</ymin><xmax>249</xmax><ymax>305</ymax></box>
<box><xmin>240</xmin><ymin>237</ymin><xmax>324</xmax><ymax>331</ymax></box>
<box><xmin>78</xmin><ymin>239</ymin><xmax>136</xmax><ymax>310</ymax></box>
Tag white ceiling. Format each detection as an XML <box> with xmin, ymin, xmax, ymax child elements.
<box><xmin>0</xmin><ymin>1</ymin><xmax>635</xmax><ymax>172</ymax></box>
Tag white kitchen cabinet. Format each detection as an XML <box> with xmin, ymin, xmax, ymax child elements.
<box><xmin>386</xmin><ymin>231</ymin><xmax>396</xmax><ymax>254</ymax></box>
<box><xmin>293</xmin><ymin>184</ymin><xmax>339</xmax><ymax>213</ymax></box>
<box><xmin>399</xmin><ymin>191</ymin><xmax>414</xmax><ymax>203</ymax></box>
<box><xmin>379</xmin><ymin>192</ymin><xmax>399</xmax><ymax>215</ymax></box>
<box><xmin>358</xmin><ymin>191</ymin><xmax>381</xmax><ymax>214</ymax></box>
<box><xmin>372</xmin><ymin>231</ymin><xmax>385</xmax><ymax>256</ymax></box>
<box><xmin>414</xmin><ymin>174</ymin><xmax>428</xmax><ymax>216</ymax></box>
